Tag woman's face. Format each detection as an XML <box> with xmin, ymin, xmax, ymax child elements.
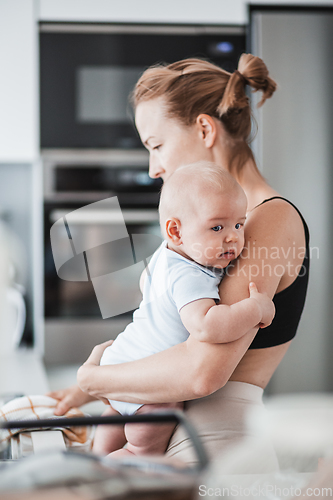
<box><xmin>135</xmin><ymin>98</ymin><xmax>212</xmax><ymax>181</ymax></box>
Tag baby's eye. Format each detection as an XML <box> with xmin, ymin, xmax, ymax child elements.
<box><xmin>153</xmin><ymin>145</ymin><xmax>161</xmax><ymax>150</ymax></box>
<box><xmin>235</xmin><ymin>223</ymin><xmax>243</xmax><ymax>230</ymax></box>
<box><xmin>212</xmin><ymin>225</ymin><xmax>223</xmax><ymax>232</ymax></box>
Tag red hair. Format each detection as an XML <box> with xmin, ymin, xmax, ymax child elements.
<box><xmin>132</xmin><ymin>54</ymin><xmax>277</xmax><ymax>175</ymax></box>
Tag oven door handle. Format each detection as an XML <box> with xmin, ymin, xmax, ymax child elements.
<box><xmin>49</xmin><ymin>209</ymin><xmax>159</xmax><ymax>224</ymax></box>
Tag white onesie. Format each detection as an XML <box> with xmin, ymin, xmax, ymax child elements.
<box><xmin>100</xmin><ymin>241</ymin><xmax>223</xmax><ymax>415</ymax></box>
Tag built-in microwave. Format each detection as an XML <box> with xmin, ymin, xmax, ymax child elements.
<box><xmin>40</xmin><ymin>23</ymin><xmax>246</xmax><ymax>149</ymax></box>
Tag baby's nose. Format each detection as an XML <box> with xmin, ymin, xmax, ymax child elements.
<box><xmin>225</xmin><ymin>230</ymin><xmax>238</xmax><ymax>243</ymax></box>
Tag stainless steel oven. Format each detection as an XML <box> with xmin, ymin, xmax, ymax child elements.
<box><xmin>43</xmin><ymin>150</ymin><xmax>162</xmax><ymax>365</ymax></box>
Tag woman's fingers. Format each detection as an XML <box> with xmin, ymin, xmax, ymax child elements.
<box><xmin>46</xmin><ymin>385</ymin><xmax>94</xmax><ymax>415</ymax></box>
<box><xmin>85</xmin><ymin>340</ymin><xmax>114</xmax><ymax>365</ymax></box>
<box><xmin>53</xmin><ymin>397</ymin><xmax>72</xmax><ymax>416</ymax></box>
<box><xmin>45</xmin><ymin>390</ymin><xmax>61</xmax><ymax>400</ymax></box>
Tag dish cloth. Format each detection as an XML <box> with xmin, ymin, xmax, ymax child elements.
<box><xmin>0</xmin><ymin>395</ymin><xmax>94</xmax><ymax>452</ymax></box>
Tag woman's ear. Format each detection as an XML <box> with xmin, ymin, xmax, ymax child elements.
<box><xmin>196</xmin><ymin>114</ymin><xmax>217</xmax><ymax>148</ymax></box>
<box><xmin>165</xmin><ymin>218</ymin><xmax>182</xmax><ymax>246</ymax></box>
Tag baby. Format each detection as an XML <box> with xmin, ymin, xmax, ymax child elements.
<box><xmin>84</xmin><ymin>162</ymin><xmax>275</xmax><ymax>458</ymax></box>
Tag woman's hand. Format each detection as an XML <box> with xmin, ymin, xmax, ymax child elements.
<box><xmin>77</xmin><ymin>340</ymin><xmax>114</xmax><ymax>404</ymax></box>
<box><xmin>47</xmin><ymin>341</ymin><xmax>113</xmax><ymax>415</ymax></box>
<box><xmin>82</xmin><ymin>340</ymin><xmax>114</xmax><ymax>367</ymax></box>
<box><xmin>46</xmin><ymin>385</ymin><xmax>97</xmax><ymax>416</ymax></box>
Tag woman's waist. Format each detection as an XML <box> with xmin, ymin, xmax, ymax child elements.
<box><xmin>186</xmin><ymin>381</ymin><xmax>264</xmax><ymax>406</ymax></box>
<box><xmin>229</xmin><ymin>341</ymin><xmax>291</xmax><ymax>389</ymax></box>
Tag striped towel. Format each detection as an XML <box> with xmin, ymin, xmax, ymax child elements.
<box><xmin>0</xmin><ymin>395</ymin><xmax>94</xmax><ymax>451</ymax></box>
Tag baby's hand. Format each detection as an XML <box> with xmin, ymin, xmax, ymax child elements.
<box><xmin>249</xmin><ymin>282</ymin><xmax>275</xmax><ymax>328</ymax></box>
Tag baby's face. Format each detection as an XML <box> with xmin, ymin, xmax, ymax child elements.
<box><xmin>179</xmin><ymin>189</ymin><xmax>247</xmax><ymax>269</ymax></box>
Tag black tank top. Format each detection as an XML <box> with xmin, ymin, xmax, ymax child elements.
<box><xmin>248</xmin><ymin>197</ymin><xmax>310</xmax><ymax>349</ymax></box>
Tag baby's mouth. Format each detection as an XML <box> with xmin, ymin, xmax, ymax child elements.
<box><xmin>221</xmin><ymin>250</ymin><xmax>236</xmax><ymax>259</ymax></box>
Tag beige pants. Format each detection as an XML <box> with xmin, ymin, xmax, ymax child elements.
<box><xmin>166</xmin><ymin>381</ymin><xmax>279</xmax><ymax>473</ymax></box>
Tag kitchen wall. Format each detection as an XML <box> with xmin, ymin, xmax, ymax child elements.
<box><xmin>1</xmin><ymin>0</ymin><xmax>333</xmax><ymax>393</ymax></box>
<box><xmin>0</xmin><ymin>0</ymin><xmax>43</xmax><ymax>352</ymax></box>
<box><xmin>251</xmin><ymin>9</ymin><xmax>333</xmax><ymax>393</ymax></box>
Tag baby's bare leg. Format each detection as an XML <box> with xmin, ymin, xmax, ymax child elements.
<box><xmin>123</xmin><ymin>402</ymin><xmax>183</xmax><ymax>456</ymax></box>
<box><xmin>93</xmin><ymin>405</ymin><xmax>126</xmax><ymax>456</ymax></box>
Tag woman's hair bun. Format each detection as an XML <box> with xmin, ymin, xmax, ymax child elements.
<box><xmin>218</xmin><ymin>53</ymin><xmax>277</xmax><ymax>116</ymax></box>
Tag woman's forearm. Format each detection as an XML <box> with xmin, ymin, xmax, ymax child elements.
<box><xmin>77</xmin><ymin>327</ymin><xmax>258</xmax><ymax>404</ymax></box>
<box><xmin>77</xmin><ymin>342</ymin><xmax>196</xmax><ymax>403</ymax></box>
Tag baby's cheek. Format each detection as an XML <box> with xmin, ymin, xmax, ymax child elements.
<box><xmin>238</xmin><ymin>236</ymin><xmax>245</xmax><ymax>256</ymax></box>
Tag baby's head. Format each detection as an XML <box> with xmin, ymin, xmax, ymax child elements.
<box><xmin>159</xmin><ymin>162</ymin><xmax>247</xmax><ymax>269</ymax></box>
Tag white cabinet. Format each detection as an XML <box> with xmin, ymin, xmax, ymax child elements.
<box><xmin>39</xmin><ymin>0</ymin><xmax>247</xmax><ymax>25</ymax></box>
<box><xmin>0</xmin><ymin>0</ymin><xmax>38</xmax><ymax>163</ymax></box>
<box><xmin>37</xmin><ymin>0</ymin><xmax>333</xmax><ymax>26</ymax></box>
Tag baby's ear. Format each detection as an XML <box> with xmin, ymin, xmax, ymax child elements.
<box><xmin>165</xmin><ymin>218</ymin><xmax>182</xmax><ymax>245</ymax></box>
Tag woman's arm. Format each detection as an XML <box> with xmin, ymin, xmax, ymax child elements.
<box><xmin>78</xmin><ymin>201</ymin><xmax>294</xmax><ymax>404</ymax></box>
<box><xmin>77</xmin><ymin>329</ymin><xmax>259</xmax><ymax>403</ymax></box>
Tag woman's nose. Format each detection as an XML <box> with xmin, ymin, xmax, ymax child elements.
<box><xmin>148</xmin><ymin>157</ymin><xmax>164</xmax><ymax>179</ymax></box>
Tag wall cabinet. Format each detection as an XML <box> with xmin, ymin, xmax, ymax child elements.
<box><xmin>0</xmin><ymin>0</ymin><xmax>38</xmax><ymax>163</ymax></box>
<box><xmin>38</xmin><ymin>0</ymin><xmax>247</xmax><ymax>25</ymax></box>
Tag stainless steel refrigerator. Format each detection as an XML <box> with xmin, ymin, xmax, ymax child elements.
<box><xmin>250</xmin><ymin>6</ymin><xmax>333</xmax><ymax>394</ymax></box>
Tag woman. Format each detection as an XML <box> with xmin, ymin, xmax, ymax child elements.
<box><xmin>49</xmin><ymin>54</ymin><xmax>309</xmax><ymax>470</ymax></box>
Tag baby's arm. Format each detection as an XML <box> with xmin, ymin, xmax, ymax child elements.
<box><xmin>180</xmin><ymin>282</ymin><xmax>275</xmax><ymax>344</ymax></box>
<box><xmin>139</xmin><ymin>267</ymin><xmax>147</xmax><ymax>293</ymax></box>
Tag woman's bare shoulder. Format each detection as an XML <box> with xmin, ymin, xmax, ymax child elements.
<box><xmin>245</xmin><ymin>197</ymin><xmax>305</xmax><ymax>246</ymax></box>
